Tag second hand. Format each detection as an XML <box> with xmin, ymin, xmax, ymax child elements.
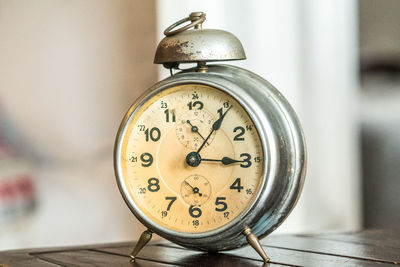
<box><xmin>184</xmin><ymin>181</ymin><xmax>203</xmax><ymax>196</ymax></box>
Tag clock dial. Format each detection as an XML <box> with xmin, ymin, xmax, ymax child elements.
<box><xmin>175</xmin><ymin>109</ymin><xmax>216</xmax><ymax>150</ymax></box>
<box><xmin>120</xmin><ymin>84</ymin><xmax>264</xmax><ymax>233</ymax></box>
<box><xmin>180</xmin><ymin>174</ymin><xmax>212</xmax><ymax>206</ymax></box>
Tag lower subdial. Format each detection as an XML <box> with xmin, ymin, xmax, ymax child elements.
<box><xmin>180</xmin><ymin>174</ymin><xmax>212</xmax><ymax>206</ymax></box>
<box><xmin>175</xmin><ymin>109</ymin><xmax>215</xmax><ymax>150</ymax></box>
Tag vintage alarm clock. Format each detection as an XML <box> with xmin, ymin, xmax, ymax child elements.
<box><xmin>114</xmin><ymin>12</ymin><xmax>306</xmax><ymax>263</ymax></box>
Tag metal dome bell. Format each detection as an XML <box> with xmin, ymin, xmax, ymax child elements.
<box><xmin>154</xmin><ymin>12</ymin><xmax>246</xmax><ymax>68</ymax></box>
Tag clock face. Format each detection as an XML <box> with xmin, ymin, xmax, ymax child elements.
<box><xmin>118</xmin><ymin>84</ymin><xmax>264</xmax><ymax>233</ymax></box>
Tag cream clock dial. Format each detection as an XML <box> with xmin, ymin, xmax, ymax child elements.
<box><xmin>119</xmin><ymin>84</ymin><xmax>264</xmax><ymax>233</ymax></box>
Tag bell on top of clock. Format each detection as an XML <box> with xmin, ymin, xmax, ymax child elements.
<box><xmin>114</xmin><ymin>11</ymin><xmax>306</xmax><ymax>264</ymax></box>
<box><xmin>154</xmin><ymin>12</ymin><xmax>246</xmax><ymax>69</ymax></box>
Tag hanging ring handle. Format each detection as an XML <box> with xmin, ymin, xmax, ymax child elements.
<box><xmin>164</xmin><ymin>12</ymin><xmax>206</xmax><ymax>36</ymax></box>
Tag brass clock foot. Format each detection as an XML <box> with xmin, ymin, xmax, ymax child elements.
<box><xmin>243</xmin><ymin>227</ymin><xmax>270</xmax><ymax>263</ymax></box>
<box><xmin>130</xmin><ymin>229</ymin><xmax>153</xmax><ymax>262</ymax></box>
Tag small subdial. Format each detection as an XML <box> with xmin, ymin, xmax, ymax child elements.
<box><xmin>175</xmin><ymin>109</ymin><xmax>216</xmax><ymax>150</ymax></box>
<box><xmin>180</xmin><ymin>174</ymin><xmax>212</xmax><ymax>206</ymax></box>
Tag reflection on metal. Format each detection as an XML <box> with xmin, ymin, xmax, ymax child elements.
<box><xmin>154</xmin><ymin>12</ymin><xmax>246</xmax><ymax>66</ymax></box>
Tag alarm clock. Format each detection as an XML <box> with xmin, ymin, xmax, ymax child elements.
<box><xmin>114</xmin><ymin>12</ymin><xmax>306</xmax><ymax>263</ymax></box>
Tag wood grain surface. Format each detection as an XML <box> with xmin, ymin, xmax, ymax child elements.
<box><xmin>1</xmin><ymin>230</ymin><xmax>399</xmax><ymax>266</ymax></box>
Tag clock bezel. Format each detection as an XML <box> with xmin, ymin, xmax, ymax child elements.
<box><xmin>114</xmin><ymin>64</ymin><xmax>306</xmax><ymax>251</ymax></box>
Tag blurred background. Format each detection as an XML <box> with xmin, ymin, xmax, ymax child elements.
<box><xmin>0</xmin><ymin>0</ymin><xmax>399</xmax><ymax>251</ymax></box>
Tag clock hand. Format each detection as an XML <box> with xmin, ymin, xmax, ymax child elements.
<box><xmin>186</xmin><ymin>120</ymin><xmax>200</xmax><ymax>134</ymax></box>
<box><xmin>184</xmin><ymin>181</ymin><xmax>203</xmax><ymax>196</ymax></box>
<box><xmin>213</xmin><ymin>105</ymin><xmax>232</xmax><ymax>131</ymax></box>
<box><xmin>186</xmin><ymin>120</ymin><xmax>209</xmax><ymax>144</ymax></box>
<box><xmin>201</xmin><ymin>156</ymin><xmax>245</xmax><ymax>165</ymax></box>
<box><xmin>196</xmin><ymin>105</ymin><xmax>232</xmax><ymax>153</ymax></box>
<box><xmin>184</xmin><ymin>180</ymin><xmax>194</xmax><ymax>189</ymax></box>
<box><xmin>193</xmin><ymin>187</ymin><xmax>203</xmax><ymax>196</ymax></box>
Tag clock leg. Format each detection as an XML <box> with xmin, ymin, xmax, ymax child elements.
<box><xmin>130</xmin><ymin>229</ymin><xmax>153</xmax><ymax>262</ymax></box>
<box><xmin>243</xmin><ymin>227</ymin><xmax>270</xmax><ymax>263</ymax></box>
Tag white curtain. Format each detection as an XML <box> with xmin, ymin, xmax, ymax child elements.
<box><xmin>157</xmin><ymin>0</ymin><xmax>361</xmax><ymax>233</ymax></box>
<box><xmin>0</xmin><ymin>0</ymin><xmax>157</xmax><ymax>249</ymax></box>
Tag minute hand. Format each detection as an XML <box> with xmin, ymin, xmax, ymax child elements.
<box><xmin>196</xmin><ymin>106</ymin><xmax>232</xmax><ymax>153</ymax></box>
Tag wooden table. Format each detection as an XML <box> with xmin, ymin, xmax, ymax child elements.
<box><xmin>1</xmin><ymin>230</ymin><xmax>399</xmax><ymax>266</ymax></box>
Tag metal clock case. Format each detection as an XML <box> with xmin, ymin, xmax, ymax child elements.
<box><xmin>114</xmin><ymin>12</ymin><xmax>306</xmax><ymax>263</ymax></box>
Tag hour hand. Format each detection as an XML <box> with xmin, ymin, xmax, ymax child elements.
<box><xmin>201</xmin><ymin>156</ymin><xmax>244</xmax><ymax>165</ymax></box>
